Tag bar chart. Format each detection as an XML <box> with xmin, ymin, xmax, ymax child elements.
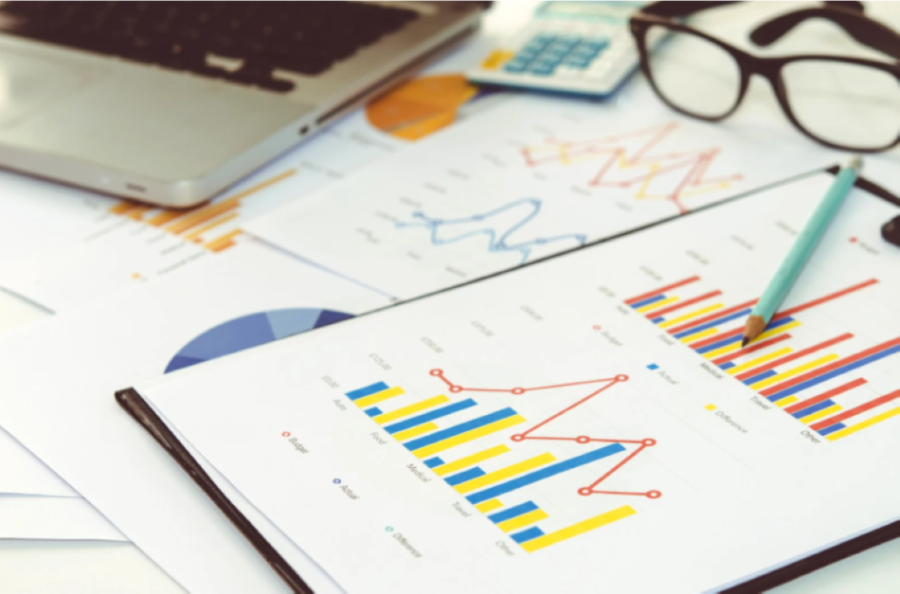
<box><xmin>107</xmin><ymin>169</ymin><xmax>297</xmax><ymax>254</ymax></box>
<box><xmin>344</xmin><ymin>370</ymin><xmax>656</xmax><ymax>552</ymax></box>
<box><xmin>626</xmin><ymin>276</ymin><xmax>900</xmax><ymax>441</ymax></box>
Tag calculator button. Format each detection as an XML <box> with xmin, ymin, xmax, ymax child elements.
<box><xmin>529</xmin><ymin>66</ymin><xmax>556</xmax><ymax>76</ymax></box>
<box><xmin>503</xmin><ymin>60</ymin><xmax>529</xmax><ymax>74</ymax></box>
<box><xmin>563</xmin><ymin>58</ymin><xmax>592</xmax><ymax>69</ymax></box>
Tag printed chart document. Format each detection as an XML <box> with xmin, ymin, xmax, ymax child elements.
<box><xmin>245</xmin><ymin>81</ymin><xmax>836</xmax><ymax>300</ymax></box>
<box><xmin>143</xmin><ymin>174</ymin><xmax>900</xmax><ymax>593</ymax></box>
<box><xmin>0</xmin><ymin>243</ymin><xmax>391</xmax><ymax>592</ymax></box>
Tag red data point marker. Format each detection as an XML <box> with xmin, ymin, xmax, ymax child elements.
<box><xmin>282</xmin><ymin>431</ymin><xmax>291</xmax><ymax>437</ymax></box>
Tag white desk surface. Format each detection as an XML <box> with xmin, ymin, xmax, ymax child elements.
<box><xmin>1</xmin><ymin>2</ymin><xmax>899</xmax><ymax>592</ymax></box>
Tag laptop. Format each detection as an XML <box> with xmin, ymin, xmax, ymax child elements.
<box><xmin>0</xmin><ymin>1</ymin><xmax>488</xmax><ymax>208</ymax></box>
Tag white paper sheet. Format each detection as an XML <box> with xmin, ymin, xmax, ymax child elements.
<box><xmin>0</xmin><ymin>429</ymin><xmax>76</xmax><ymax>498</ymax></box>
<box><xmin>142</xmin><ymin>175</ymin><xmax>900</xmax><ymax>593</ymax></box>
<box><xmin>0</xmin><ymin>496</ymin><xmax>125</xmax><ymax>542</ymax></box>
<box><xmin>0</xmin><ymin>242</ymin><xmax>390</xmax><ymax>592</ymax></box>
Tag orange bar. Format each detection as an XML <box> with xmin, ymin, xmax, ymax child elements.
<box><xmin>166</xmin><ymin>199</ymin><xmax>240</xmax><ymax>235</ymax></box>
<box><xmin>185</xmin><ymin>212</ymin><xmax>240</xmax><ymax>242</ymax></box>
<box><xmin>205</xmin><ymin>229</ymin><xmax>241</xmax><ymax>252</ymax></box>
<box><xmin>148</xmin><ymin>209</ymin><xmax>190</xmax><ymax>227</ymax></box>
<box><xmin>226</xmin><ymin>168</ymin><xmax>296</xmax><ymax>202</ymax></box>
<box><xmin>110</xmin><ymin>201</ymin><xmax>140</xmax><ymax>215</ymax></box>
<box><xmin>125</xmin><ymin>205</ymin><xmax>154</xmax><ymax>220</ymax></box>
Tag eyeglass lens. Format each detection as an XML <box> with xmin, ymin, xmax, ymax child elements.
<box><xmin>643</xmin><ymin>25</ymin><xmax>900</xmax><ymax>150</ymax></box>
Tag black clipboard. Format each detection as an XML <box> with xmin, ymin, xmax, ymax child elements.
<box><xmin>117</xmin><ymin>168</ymin><xmax>900</xmax><ymax>594</ymax></box>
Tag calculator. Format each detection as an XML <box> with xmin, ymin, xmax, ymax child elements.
<box><xmin>467</xmin><ymin>2</ymin><xmax>647</xmax><ymax>98</ymax></box>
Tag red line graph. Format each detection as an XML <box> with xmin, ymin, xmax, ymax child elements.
<box><xmin>521</xmin><ymin>123</ymin><xmax>742</xmax><ymax>213</ymax></box>
<box><xmin>430</xmin><ymin>369</ymin><xmax>661</xmax><ymax>499</ymax></box>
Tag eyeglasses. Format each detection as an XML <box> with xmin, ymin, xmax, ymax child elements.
<box><xmin>630</xmin><ymin>1</ymin><xmax>900</xmax><ymax>153</ymax></box>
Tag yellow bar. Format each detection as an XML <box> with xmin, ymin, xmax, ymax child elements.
<box><xmin>167</xmin><ymin>199</ymin><xmax>240</xmax><ymax>235</ymax></box>
<box><xmin>801</xmin><ymin>404</ymin><xmax>842</xmax><ymax>424</ymax></box>
<box><xmin>413</xmin><ymin>415</ymin><xmax>526</xmax><ymax>459</ymax></box>
<box><xmin>206</xmin><ymin>229</ymin><xmax>242</xmax><ymax>253</ymax></box>
<box><xmin>521</xmin><ymin>506</ymin><xmax>637</xmax><ymax>552</ymax></box>
<box><xmin>393</xmin><ymin>422</ymin><xmax>438</xmax><ymax>442</ymax></box>
<box><xmin>354</xmin><ymin>386</ymin><xmax>405</xmax><ymax>409</ymax></box>
<box><xmin>775</xmin><ymin>396</ymin><xmax>799</xmax><ymax>408</ymax></box>
<box><xmin>125</xmin><ymin>205</ymin><xmax>154</xmax><ymax>220</ymax></box>
<box><xmin>659</xmin><ymin>303</ymin><xmax>723</xmax><ymax>329</ymax></box>
<box><xmin>185</xmin><ymin>212</ymin><xmax>239</xmax><ymax>242</ymax></box>
<box><xmin>680</xmin><ymin>328</ymin><xmax>717</xmax><ymax>344</ymax></box>
<box><xmin>373</xmin><ymin>395</ymin><xmax>450</xmax><ymax>425</ymax></box>
<box><xmin>704</xmin><ymin>404</ymin><xmax>716</xmax><ymax>411</ymax></box>
<box><xmin>704</xmin><ymin>322</ymin><xmax>801</xmax><ymax>360</ymax></box>
<box><xmin>637</xmin><ymin>296</ymin><xmax>679</xmax><ymax>313</ymax></box>
<box><xmin>827</xmin><ymin>405</ymin><xmax>900</xmax><ymax>441</ymax></box>
<box><xmin>110</xmin><ymin>201</ymin><xmax>139</xmax><ymax>214</ymax></box>
<box><xmin>148</xmin><ymin>209</ymin><xmax>188</xmax><ymax>227</ymax></box>
<box><xmin>726</xmin><ymin>348</ymin><xmax>793</xmax><ymax>375</ymax></box>
<box><xmin>455</xmin><ymin>453</ymin><xmax>556</xmax><ymax>495</ymax></box>
<box><xmin>749</xmin><ymin>354</ymin><xmax>840</xmax><ymax>390</ymax></box>
<box><xmin>474</xmin><ymin>499</ymin><xmax>503</xmax><ymax>513</ymax></box>
<box><xmin>703</xmin><ymin>342</ymin><xmax>742</xmax><ymax>360</ymax></box>
<box><xmin>433</xmin><ymin>445</ymin><xmax>511</xmax><ymax>477</ymax></box>
<box><xmin>498</xmin><ymin>509</ymin><xmax>549</xmax><ymax>533</ymax></box>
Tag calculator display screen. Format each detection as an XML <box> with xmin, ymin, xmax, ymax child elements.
<box><xmin>538</xmin><ymin>1</ymin><xmax>645</xmax><ymax>22</ymax></box>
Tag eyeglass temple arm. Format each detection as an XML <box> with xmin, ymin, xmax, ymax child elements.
<box><xmin>750</xmin><ymin>6</ymin><xmax>900</xmax><ymax>61</ymax></box>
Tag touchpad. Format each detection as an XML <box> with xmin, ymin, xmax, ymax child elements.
<box><xmin>0</xmin><ymin>49</ymin><xmax>104</xmax><ymax>129</ymax></box>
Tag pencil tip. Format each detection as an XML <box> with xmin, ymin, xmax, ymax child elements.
<box><xmin>741</xmin><ymin>337</ymin><xmax>750</xmax><ymax>348</ymax></box>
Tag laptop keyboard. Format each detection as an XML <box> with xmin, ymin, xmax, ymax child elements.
<box><xmin>0</xmin><ymin>1</ymin><xmax>420</xmax><ymax>93</ymax></box>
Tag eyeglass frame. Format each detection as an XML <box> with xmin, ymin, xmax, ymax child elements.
<box><xmin>629</xmin><ymin>1</ymin><xmax>900</xmax><ymax>153</ymax></box>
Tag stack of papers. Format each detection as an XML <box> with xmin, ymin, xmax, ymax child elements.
<box><xmin>0</xmin><ymin>4</ymin><xmax>898</xmax><ymax>591</ymax></box>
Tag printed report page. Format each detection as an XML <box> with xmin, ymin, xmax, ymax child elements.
<box><xmin>143</xmin><ymin>173</ymin><xmax>900</xmax><ymax>593</ymax></box>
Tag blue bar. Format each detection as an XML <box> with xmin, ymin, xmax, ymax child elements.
<box><xmin>673</xmin><ymin>309</ymin><xmax>753</xmax><ymax>340</ymax></box>
<box><xmin>364</xmin><ymin>407</ymin><xmax>383</xmax><ymax>417</ymax></box>
<box><xmin>511</xmin><ymin>527</ymin><xmax>545</xmax><ymax>543</ymax></box>
<box><xmin>384</xmin><ymin>399</ymin><xmax>477</xmax><ymax>434</ymax></box>
<box><xmin>630</xmin><ymin>294</ymin><xmax>666</xmax><ymax>309</ymax></box>
<box><xmin>445</xmin><ymin>467</ymin><xmax>485</xmax><ymax>486</ymax></box>
<box><xmin>650</xmin><ymin>317</ymin><xmax>664</xmax><ymax>324</ymax></box>
<box><xmin>488</xmin><ymin>501</ymin><xmax>538</xmax><ymax>524</ymax></box>
<box><xmin>466</xmin><ymin>443</ymin><xmax>626</xmax><ymax>504</ymax></box>
<box><xmin>792</xmin><ymin>399</ymin><xmax>835</xmax><ymax>419</ymax></box>
<box><xmin>818</xmin><ymin>423</ymin><xmax>846</xmax><ymax>436</ymax></box>
<box><xmin>423</xmin><ymin>457</ymin><xmax>444</xmax><ymax>468</ymax></box>
<box><xmin>695</xmin><ymin>334</ymin><xmax>742</xmax><ymax>355</ymax></box>
<box><xmin>742</xmin><ymin>369</ymin><xmax>777</xmax><ymax>385</ymax></box>
<box><xmin>346</xmin><ymin>382</ymin><xmax>389</xmax><ymax>400</ymax></box>
<box><xmin>719</xmin><ymin>362</ymin><xmax>735</xmax><ymax>370</ymax></box>
<box><xmin>767</xmin><ymin>345</ymin><xmax>900</xmax><ymax>402</ymax></box>
<box><xmin>647</xmin><ymin>364</ymin><xmax>659</xmax><ymax>371</ymax></box>
<box><xmin>695</xmin><ymin>318</ymin><xmax>794</xmax><ymax>355</ymax></box>
<box><xmin>405</xmin><ymin>408</ymin><xmax>518</xmax><ymax>452</ymax></box>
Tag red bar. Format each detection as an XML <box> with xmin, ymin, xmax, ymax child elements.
<box><xmin>734</xmin><ymin>333</ymin><xmax>854</xmax><ymax>381</ymax></box>
<box><xmin>773</xmin><ymin>279</ymin><xmax>878</xmax><ymax>321</ymax></box>
<box><xmin>784</xmin><ymin>378</ymin><xmax>867</xmax><ymax>414</ymax></box>
<box><xmin>667</xmin><ymin>299</ymin><xmax>758</xmax><ymax>335</ymax></box>
<box><xmin>649</xmin><ymin>290</ymin><xmax>723</xmax><ymax>318</ymax></box>
<box><xmin>625</xmin><ymin>276</ymin><xmax>700</xmax><ymax>305</ymax></box>
<box><xmin>690</xmin><ymin>326</ymin><xmax>743</xmax><ymax>349</ymax></box>
<box><xmin>712</xmin><ymin>334</ymin><xmax>792</xmax><ymax>365</ymax></box>
<box><xmin>810</xmin><ymin>388</ymin><xmax>900</xmax><ymax>431</ymax></box>
<box><xmin>760</xmin><ymin>337</ymin><xmax>900</xmax><ymax>397</ymax></box>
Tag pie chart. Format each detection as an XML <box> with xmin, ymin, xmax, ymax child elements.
<box><xmin>165</xmin><ymin>308</ymin><xmax>352</xmax><ymax>374</ymax></box>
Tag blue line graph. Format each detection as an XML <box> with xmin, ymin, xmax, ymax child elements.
<box><xmin>395</xmin><ymin>198</ymin><xmax>587</xmax><ymax>264</ymax></box>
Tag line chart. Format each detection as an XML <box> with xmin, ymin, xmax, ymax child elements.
<box><xmin>430</xmin><ymin>369</ymin><xmax>661</xmax><ymax>499</ymax></box>
<box><xmin>395</xmin><ymin>198</ymin><xmax>587</xmax><ymax>264</ymax></box>
<box><xmin>521</xmin><ymin>122</ymin><xmax>743</xmax><ymax>213</ymax></box>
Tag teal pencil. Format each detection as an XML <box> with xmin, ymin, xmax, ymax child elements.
<box><xmin>741</xmin><ymin>156</ymin><xmax>862</xmax><ymax>347</ymax></box>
